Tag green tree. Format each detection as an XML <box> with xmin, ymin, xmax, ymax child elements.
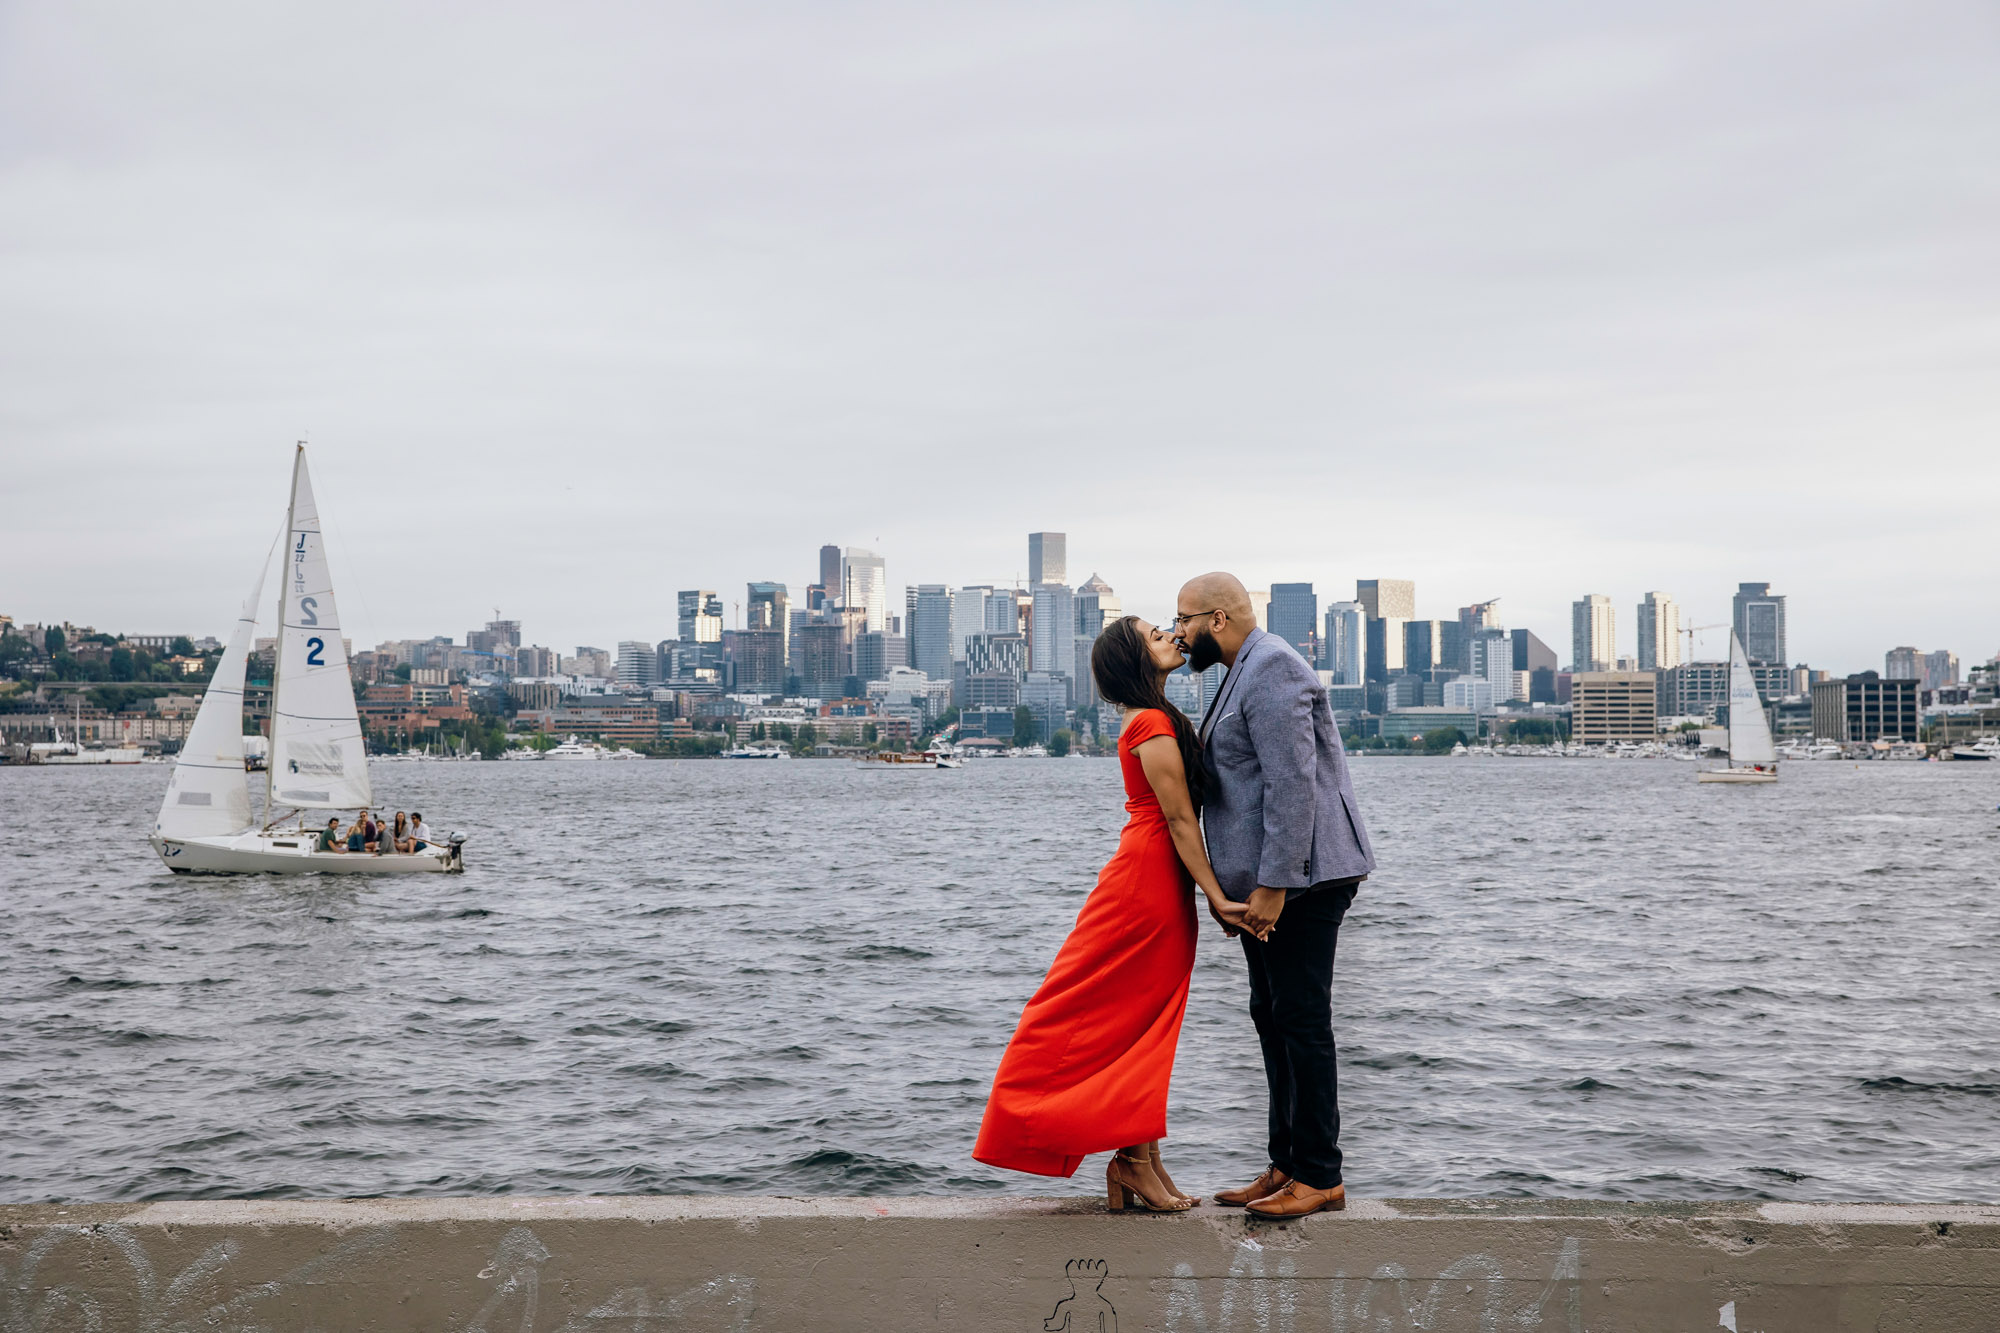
<box><xmin>1048</xmin><ymin>728</ymin><xmax>1073</xmax><ymax>757</ymax></box>
<box><xmin>1419</xmin><ymin>726</ymin><xmax>1466</xmax><ymax>755</ymax></box>
<box><xmin>108</xmin><ymin>647</ymin><xmax>136</xmax><ymax>681</ymax></box>
<box><xmin>1014</xmin><ymin>705</ymin><xmax>1037</xmax><ymax>747</ymax></box>
<box><xmin>793</xmin><ymin>721</ymin><xmax>818</xmax><ymax>755</ymax></box>
<box><xmin>44</xmin><ymin>626</ymin><xmax>65</xmax><ymax>656</ymax></box>
<box><xmin>170</xmin><ymin>635</ymin><xmax>195</xmax><ymax>657</ymax></box>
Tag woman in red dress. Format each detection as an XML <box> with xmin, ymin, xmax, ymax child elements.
<box><xmin>974</xmin><ymin>616</ymin><xmax>1256</xmax><ymax>1211</ymax></box>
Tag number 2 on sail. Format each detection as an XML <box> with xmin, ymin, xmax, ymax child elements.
<box><xmin>305</xmin><ymin>637</ymin><xmax>325</xmax><ymax>666</ymax></box>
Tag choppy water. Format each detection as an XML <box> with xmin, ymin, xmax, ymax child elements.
<box><xmin>2</xmin><ymin>757</ymin><xmax>1997</xmax><ymax>1204</ymax></box>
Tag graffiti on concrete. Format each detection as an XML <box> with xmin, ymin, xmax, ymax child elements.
<box><xmin>0</xmin><ymin>1222</ymin><xmax>753</xmax><ymax>1333</ymax></box>
<box><xmin>1160</xmin><ymin>1236</ymin><xmax>1583</xmax><ymax>1333</ymax></box>
<box><xmin>1044</xmin><ymin>1258</ymin><xmax>1117</xmax><ymax>1333</ymax></box>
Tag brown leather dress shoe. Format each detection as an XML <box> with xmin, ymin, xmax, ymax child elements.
<box><xmin>1244</xmin><ymin>1180</ymin><xmax>1346</xmax><ymax>1218</ymax></box>
<box><xmin>1213</xmin><ymin>1165</ymin><xmax>1290</xmax><ymax>1208</ymax></box>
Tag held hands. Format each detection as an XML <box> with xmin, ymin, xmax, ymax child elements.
<box><xmin>1205</xmin><ymin>895</ymin><xmax>1252</xmax><ymax>939</ymax></box>
<box><xmin>1242</xmin><ymin>887</ymin><xmax>1286</xmax><ymax>939</ymax></box>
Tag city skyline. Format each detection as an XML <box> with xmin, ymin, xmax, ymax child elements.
<box><xmin>4</xmin><ymin>6</ymin><xmax>1997</xmax><ymax>672</ymax></box>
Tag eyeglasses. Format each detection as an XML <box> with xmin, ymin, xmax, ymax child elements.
<box><xmin>1169</xmin><ymin>609</ymin><xmax>1225</xmax><ymax>629</ymax></box>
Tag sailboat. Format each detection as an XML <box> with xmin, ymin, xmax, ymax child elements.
<box><xmin>1697</xmin><ymin>631</ymin><xmax>1778</xmax><ymax>785</ymax></box>
<box><xmin>149</xmin><ymin>445</ymin><xmax>465</xmax><ymax>874</ymax></box>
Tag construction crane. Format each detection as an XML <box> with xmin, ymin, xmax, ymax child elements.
<box><xmin>1680</xmin><ymin>623</ymin><xmax>1728</xmax><ymax>662</ymax></box>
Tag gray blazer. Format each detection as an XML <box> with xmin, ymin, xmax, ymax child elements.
<box><xmin>1198</xmin><ymin>627</ymin><xmax>1375</xmax><ymax>902</ymax></box>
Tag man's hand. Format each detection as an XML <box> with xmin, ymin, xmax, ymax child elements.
<box><xmin>1206</xmin><ymin>896</ymin><xmax>1251</xmax><ymax>938</ymax></box>
<box><xmin>1243</xmin><ymin>887</ymin><xmax>1286</xmax><ymax>938</ymax></box>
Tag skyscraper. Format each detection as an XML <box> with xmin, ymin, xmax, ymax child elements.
<box><xmin>1322</xmin><ymin>602</ymin><xmax>1364</xmax><ymax>684</ymax></box>
<box><xmin>953</xmin><ymin>585</ymin><xmax>994</xmax><ymax>660</ymax></box>
<box><xmin>1733</xmin><ymin>582</ymin><xmax>1786</xmax><ymax>665</ymax></box>
<box><xmin>678</xmin><ymin>590</ymin><xmax>723</xmax><ymax>644</ymax></box>
<box><xmin>1404</xmin><ymin>619</ymin><xmax>1443</xmax><ymax>673</ymax></box>
<box><xmin>1455</xmin><ymin>600</ymin><xmax>1500</xmax><ymax>672</ymax></box>
<box><xmin>840</xmin><ymin>548</ymin><xmax>887</xmax><ymax>631</ymax></box>
<box><xmin>1030</xmin><ymin>582</ymin><xmax>1076</xmax><ymax>678</ymax></box>
<box><xmin>1029</xmin><ymin>532</ymin><xmax>1066</xmax><ymax>586</ymax></box>
<box><xmin>615</xmin><ymin>640</ymin><xmax>659</xmax><ymax>689</ymax></box>
<box><xmin>818</xmin><ymin>545</ymin><xmax>841</xmax><ymax>600</ymax></box>
<box><xmin>1365</xmin><ymin>616</ymin><xmax>1406</xmax><ymax>683</ymax></box>
<box><xmin>747</xmin><ymin>582</ymin><xmax>790</xmax><ymax>665</ymax></box>
<box><xmin>1074</xmin><ymin>574</ymin><xmax>1118</xmax><ymax>638</ymax></box>
<box><xmin>1636</xmin><ymin>592</ymin><xmax>1681</xmax><ymax>672</ymax></box>
<box><xmin>1267</xmin><ymin>583</ymin><xmax>1318</xmax><ymax>661</ymax></box>
<box><xmin>1356</xmin><ymin>579</ymin><xmax>1416</xmax><ymax>621</ymax></box>
<box><xmin>1571</xmin><ymin>595</ymin><xmax>1615</xmax><ymax>672</ymax></box>
<box><xmin>1884</xmin><ymin>646</ymin><xmax>1921</xmax><ymax>680</ymax></box>
<box><xmin>909</xmin><ymin>585</ymin><xmax>954</xmax><ymax>682</ymax></box>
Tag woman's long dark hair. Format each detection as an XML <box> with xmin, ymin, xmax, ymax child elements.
<box><xmin>1091</xmin><ymin>616</ymin><xmax>1205</xmax><ymax>809</ymax></box>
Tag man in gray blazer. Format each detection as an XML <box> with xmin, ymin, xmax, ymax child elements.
<box><xmin>1174</xmin><ymin>572</ymin><xmax>1375</xmax><ymax>1218</ymax></box>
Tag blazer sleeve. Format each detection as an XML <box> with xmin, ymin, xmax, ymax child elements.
<box><xmin>1245</xmin><ymin>658</ymin><xmax>1318</xmax><ymax>889</ymax></box>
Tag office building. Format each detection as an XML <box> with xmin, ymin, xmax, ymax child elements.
<box><xmin>1925</xmin><ymin>650</ymin><xmax>1960</xmax><ymax>690</ymax></box>
<box><xmin>1075</xmin><ymin>574</ymin><xmax>1118</xmax><ymax>640</ymax></box>
<box><xmin>1442</xmin><ymin>677</ymin><xmax>1495</xmax><ymax>714</ymax></box>
<box><xmin>1029</xmin><ymin>532</ymin><xmax>1066</xmax><ymax>586</ymax></box>
<box><xmin>953</xmin><ymin>585</ymin><xmax>994</xmax><ymax>660</ymax></box>
<box><xmin>1512</xmin><ymin>628</ymin><xmax>1557</xmax><ymax>675</ymax></box>
<box><xmin>722</xmin><ymin>629</ymin><xmax>785</xmax><ymax>695</ymax></box>
<box><xmin>1029</xmin><ymin>583</ymin><xmax>1075</xmax><ymax>678</ymax></box>
<box><xmin>1356</xmin><ymin>579</ymin><xmax>1416</xmax><ymax>621</ymax></box>
<box><xmin>615</xmin><ymin>641</ymin><xmax>660</xmax><ymax>690</ymax></box>
<box><xmin>853</xmin><ymin>630</ymin><xmax>905</xmax><ymax>683</ymax></box>
<box><xmin>1811</xmin><ymin>673</ymin><xmax>1920</xmax><ymax>743</ymax></box>
<box><xmin>818</xmin><ymin>545</ymin><xmax>842</xmax><ymax>600</ymax></box>
<box><xmin>962</xmin><ymin>670</ymin><xmax>1021</xmax><ymax>710</ymax></box>
<box><xmin>984</xmin><ymin>588</ymin><xmax>1022</xmax><ymax>634</ymax></box>
<box><xmin>1572</xmin><ymin>595</ymin><xmax>1615</xmax><ymax>672</ymax></box>
<box><xmin>1366</xmin><ymin>616</ymin><xmax>1407</xmax><ymax>683</ymax></box>
<box><xmin>1469</xmin><ymin>628</ymin><xmax>1514</xmax><ymax>700</ymax></box>
<box><xmin>1379</xmin><ymin>707</ymin><xmax>1478</xmax><ymax>742</ymax></box>
<box><xmin>795</xmin><ymin>621</ymin><xmax>852</xmax><ymax>698</ymax></box>
<box><xmin>1733</xmin><ymin>582</ymin><xmax>1786</xmax><ymax>665</ymax></box>
<box><xmin>1454</xmin><ymin>600</ymin><xmax>1501</xmax><ymax>672</ymax></box>
<box><xmin>746</xmin><ymin>582</ymin><xmax>790</xmax><ymax>664</ymax></box>
<box><xmin>678</xmin><ymin>591</ymin><xmax>723</xmax><ymax>644</ymax></box>
<box><xmin>1268</xmin><ymin>583</ymin><xmax>1318</xmax><ymax>661</ymax></box>
<box><xmin>1404</xmin><ymin>620</ymin><xmax>1443</xmax><ymax>673</ymax></box>
<box><xmin>1164</xmin><ymin>669</ymin><xmax>1200</xmax><ymax>719</ymax></box>
<box><xmin>1658</xmin><ymin>660</ymin><xmax>1792</xmax><ymax>720</ymax></box>
<box><xmin>1571</xmin><ymin>671</ymin><xmax>1658</xmax><ymax>743</ymax></box>
<box><xmin>1637</xmin><ymin>592</ymin><xmax>1681</xmax><ymax>672</ymax></box>
<box><xmin>965</xmin><ymin>631</ymin><xmax>1028</xmax><ymax>679</ymax></box>
<box><xmin>1884</xmin><ymin>646</ymin><xmax>1921</xmax><ymax>680</ymax></box>
<box><xmin>1021</xmin><ymin>671</ymin><xmax>1071</xmax><ymax>742</ymax></box>
<box><xmin>1322</xmin><ymin>602</ymin><xmax>1364</xmax><ymax>685</ymax></box>
<box><xmin>840</xmin><ymin>549</ymin><xmax>887</xmax><ymax>631</ymax></box>
<box><xmin>906</xmin><ymin>585</ymin><xmax>954</xmax><ymax>681</ymax></box>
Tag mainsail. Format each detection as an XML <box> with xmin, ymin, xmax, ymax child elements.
<box><xmin>268</xmin><ymin>446</ymin><xmax>373</xmax><ymax>811</ymax></box>
<box><xmin>155</xmin><ymin>542</ymin><xmax>274</xmax><ymax>839</ymax></box>
<box><xmin>1726</xmin><ymin>631</ymin><xmax>1777</xmax><ymax>767</ymax></box>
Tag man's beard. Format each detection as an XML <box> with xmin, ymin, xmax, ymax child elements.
<box><xmin>1184</xmin><ymin>626</ymin><xmax>1223</xmax><ymax>673</ymax></box>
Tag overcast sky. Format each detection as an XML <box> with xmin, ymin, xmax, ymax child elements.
<box><xmin>3</xmin><ymin>1</ymin><xmax>1995</xmax><ymax>672</ymax></box>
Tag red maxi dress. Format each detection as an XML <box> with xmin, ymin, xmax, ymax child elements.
<box><xmin>973</xmin><ymin>708</ymin><xmax>1199</xmax><ymax>1176</ymax></box>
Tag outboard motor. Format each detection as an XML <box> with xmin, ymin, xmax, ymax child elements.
<box><xmin>446</xmin><ymin>832</ymin><xmax>468</xmax><ymax>872</ymax></box>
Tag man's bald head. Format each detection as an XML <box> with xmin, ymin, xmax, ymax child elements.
<box><xmin>1179</xmin><ymin>572</ymin><xmax>1256</xmax><ymax>626</ymax></box>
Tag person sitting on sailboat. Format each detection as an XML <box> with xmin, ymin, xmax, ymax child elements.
<box><xmin>390</xmin><ymin>812</ymin><xmax>411</xmax><ymax>854</ymax></box>
<box><xmin>317</xmin><ymin>817</ymin><xmax>343</xmax><ymax>853</ymax></box>
<box><xmin>410</xmin><ymin>812</ymin><xmax>434</xmax><ymax>853</ymax></box>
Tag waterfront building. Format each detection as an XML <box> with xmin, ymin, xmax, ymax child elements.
<box><xmin>1811</xmin><ymin>673</ymin><xmax>1920</xmax><ymax>743</ymax></box>
<box><xmin>1637</xmin><ymin>592</ymin><xmax>1681</xmax><ymax>672</ymax></box>
<box><xmin>1365</xmin><ymin>616</ymin><xmax>1407</xmax><ymax>683</ymax></box>
<box><xmin>1442</xmin><ymin>677</ymin><xmax>1495</xmax><ymax>714</ymax></box>
<box><xmin>615</xmin><ymin>641</ymin><xmax>660</xmax><ymax>689</ymax></box>
<box><xmin>1268</xmin><ymin>583</ymin><xmax>1318</xmax><ymax>661</ymax></box>
<box><xmin>1322</xmin><ymin>602</ymin><xmax>1364</xmax><ymax>684</ymax></box>
<box><xmin>1356</xmin><ymin>579</ymin><xmax>1416</xmax><ymax>621</ymax></box>
<box><xmin>908</xmin><ymin>585</ymin><xmax>954</xmax><ymax>682</ymax></box>
<box><xmin>1571</xmin><ymin>595</ymin><xmax>1615</xmax><ymax>672</ymax></box>
<box><xmin>1379</xmin><ymin>706</ymin><xmax>1478</xmax><ymax>742</ymax></box>
<box><xmin>1028</xmin><ymin>532</ymin><xmax>1066</xmax><ymax>586</ymax></box>
<box><xmin>958</xmin><ymin>707</ymin><xmax>1017</xmax><ymax>741</ymax></box>
<box><xmin>1030</xmin><ymin>582</ymin><xmax>1075</xmax><ymax>679</ymax></box>
<box><xmin>747</xmin><ymin>583</ymin><xmax>790</xmax><ymax>664</ymax></box>
<box><xmin>1733</xmin><ymin>582</ymin><xmax>1787</xmax><ymax>665</ymax></box>
<box><xmin>1570</xmin><ymin>671</ymin><xmax>1658</xmax><ymax>743</ymax></box>
<box><xmin>1658</xmin><ymin>660</ymin><xmax>1791</xmax><ymax>721</ymax></box>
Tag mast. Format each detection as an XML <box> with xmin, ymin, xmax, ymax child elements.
<box><xmin>265</xmin><ymin>443</ymin><xmax>304</xmax><ymax>824</ymax></box>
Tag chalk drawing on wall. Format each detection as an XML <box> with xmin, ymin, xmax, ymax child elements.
<box><xmin>1044</xmin><ymin>1257</ymin><xmax>1116</xmax><ymax>1333</ymax></box>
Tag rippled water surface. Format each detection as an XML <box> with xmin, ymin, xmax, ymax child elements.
<box><xmin>3</xmin><ymin>757</ymin><xmax>1997</xmax><ymax>1203</ymax></box>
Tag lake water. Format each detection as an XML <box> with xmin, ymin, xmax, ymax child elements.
<box><xmin>2</xmin><ymin>756</ymin><xmax>1997</xmax><ymax>1204</ymax></box>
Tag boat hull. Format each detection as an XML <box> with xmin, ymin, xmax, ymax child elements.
<box><xmin>1697</xmin><ymin>769</ymin><xmax>1778</xmax><ymax>784</ymax></box>
<box><xmin>150</xmin><ymin>832</ymin><xmax>463</xmax><ymax>875</ymax></box>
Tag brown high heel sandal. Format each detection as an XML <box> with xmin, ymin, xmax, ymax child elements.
<box><xmin>1149</xmin><ymin>1142</ymin><xmax>1199</xmax><ymax>1206</ymax></box>
<box><xmin>1106</xmin><ymin>1151</ymin><xmax>1194</xmax><ymax>1213</ymax></box>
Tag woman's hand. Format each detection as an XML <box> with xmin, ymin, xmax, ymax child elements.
<box><xmin>1205</xmin><ymin>894</ymin><xmax>1257</xmax><ymax>940</ymax></box>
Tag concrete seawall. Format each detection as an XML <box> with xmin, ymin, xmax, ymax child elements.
<box><xmin>3</xmin><ymin>1195</ymin><xmax>1997</xmax><ymax>1331</ymax></box>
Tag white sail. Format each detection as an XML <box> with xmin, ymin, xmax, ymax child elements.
<box><xmin>1726</xmin><ymin>631</ymin><xmax>1777</xmax><ymax>766</ymax></box>
<box><xmin>155</xmin><ymin>543</ymin><xmax>274</xmax><ymax>839</ymax></box>
<box><xmin>268</xmin><ymin>446</ymin><xmax>373</xmax><ymax>810</ymax></box>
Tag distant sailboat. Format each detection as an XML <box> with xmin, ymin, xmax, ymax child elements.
<box><xmin>150</xmin><ymin>445</ymin><xmax>465</xmax><ymax>873</ymax></box>
<box><xmin>1697</xmin><ymin>631</ymin><xmax>1778</xmax><ymax>785</ymax></box>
